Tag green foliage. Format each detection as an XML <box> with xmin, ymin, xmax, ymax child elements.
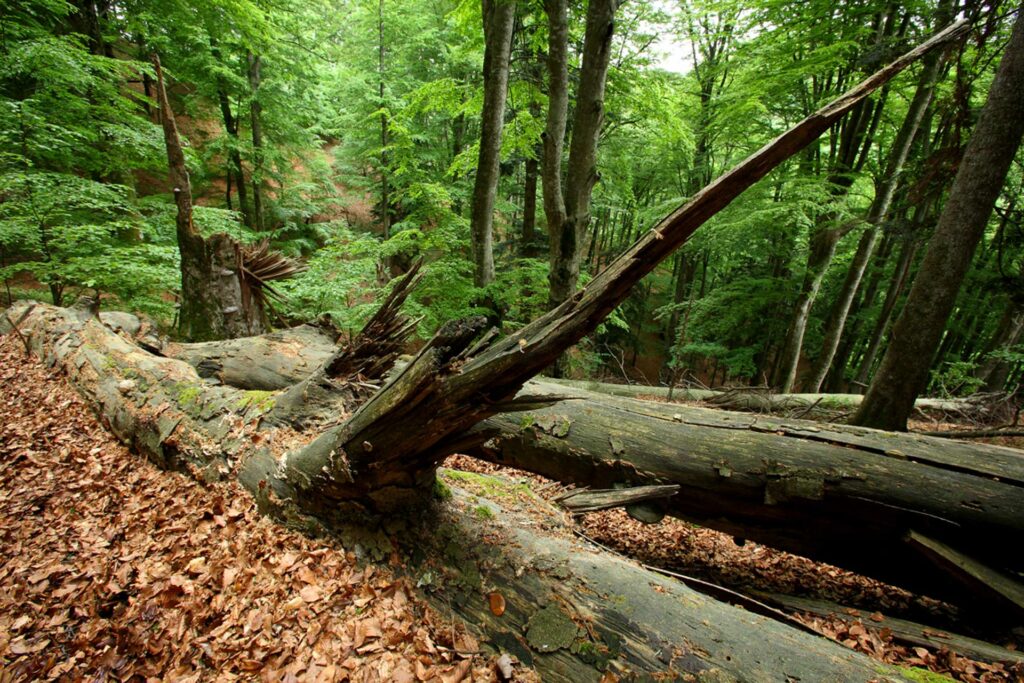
<box><xmin>929</xmin><ymin>361</ymin><xmax>985</xmax><ymax>398</ymax></box>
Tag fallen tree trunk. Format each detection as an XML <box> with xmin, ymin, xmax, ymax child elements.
<box><xmin>1</xmin><ymin>304</ymin><xmax>921</xmax><ymax>681</ymax></box>
<box><xmin>545</xmin><ymin>378</ymin><xmax>990</xmax><ymax>419</ymax></box>
<box><xmin>470</xmin><ymin>381</ymin><xmax>1024</xmax><ymax>616</ymax></box>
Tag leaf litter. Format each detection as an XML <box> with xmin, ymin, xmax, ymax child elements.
<box><xmin>0</xmin><ymin>335</ymin><xmax>511</xmax><ymax>682</ymax></box>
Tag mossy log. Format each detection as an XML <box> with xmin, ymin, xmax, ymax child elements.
<box><xmin>1</xmin><ymin>301</ymin><xmax>919</xmax><ymax>681</ymax></box>
<box><xmin>543</xmin><ymin>378</ymin><xmax>978</xmax><ymax>418</ymax></box>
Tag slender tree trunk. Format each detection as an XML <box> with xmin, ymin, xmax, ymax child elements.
<box><xmin>247</xmin><ymin>52</ymin><xmax>266</xmax><ymax>231</ymax></box>
<box><xmin>522</xmin><ymin>154</ymin><xmax>539</xmax><ymax>251</ymax></box>
<box><xmin>807</xmin><ymin>44</ymin><xmax>946</xmax><ymax>392</ymax></box>
<box><xmin>376</xmin><ymin>0</ymin><xmax>392</xmax><ymax>244</ymax></box>
<box><xmin>854</xmin><ymin>8</ymin><xmax>1024</xmax><ymax>430</ymax></box>
<box><xmin>775</xmin><ymin>222</ymin><xmax>857</xmax><ymax>392</ymax></box>
<box><xmin>216</xmin><ymin>84</ymin><xmax>251</xmax><ymax>227</ymax></box>
<box><xmin>469</xmin><ymin>0</ymin><xmax>516</xmax><ymax>287</ymax></box>
<box><xmin>545</xmin><ymin>0</ymin><xmax>619</xmax><ymax>309</ymax></box>
<box><xmin>853</xmin><ymin>234</ymin><xmax>919</xmax><ymax>391</ymax></box>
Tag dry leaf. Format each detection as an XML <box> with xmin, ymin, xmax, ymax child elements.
<box><xmin>488</xmin><ymin>591</ymin><xmax>506</xmax><ymax>617</ymax></box>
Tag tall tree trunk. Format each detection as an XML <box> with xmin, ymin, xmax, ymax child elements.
<box><xmin>378</xmin><ymin>0</ymin><xmax>391</xmax><ymax>242</ymax></box>
<box><xmin>247</xmin><ymin>52</ymin><xmax>266</xmax><ymax>231</ymax></box>
<box><xmin>153</xmin><ymin>54</ymin><xmax>265</xmax><ymax>341</ymax></box>
<box><xmin>469</xmin><ymin>0</ymin><xmax>516</xmax><ymax>287</ymax></box>
<box><xmin>807</xmin><ymin>40</ymin><xmax>947</xmax><ymax>392</ymax></box>
<box><xmin>545</xmin><ymin>0</ymin><xmax>619</xmax><ymax>309</ymax></box>
<box><xmin>854</xmin><ymin>8</ymin><xmax>1024</xmax><ymax>430</ymax></box>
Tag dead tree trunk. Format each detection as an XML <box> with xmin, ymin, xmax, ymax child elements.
<box><xmin>152</xmin><ymin>53</ymin><xmax>267</xmax><ymax>342</ymax></box>
<box><xmin>470</xmin><ymin>381</ymin><xmax>1024</xmax><ymax>617</ymax></box>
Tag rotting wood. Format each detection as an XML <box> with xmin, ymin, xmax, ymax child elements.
<box><xmin>553</xmin><ymin>485</ymin><xmax>680</xmax><ymax>514</ymax></box>
<box><xmin>468</xmin><ymin>380</ymin><xmax>1024</xmax><ymax>613</ymax></box>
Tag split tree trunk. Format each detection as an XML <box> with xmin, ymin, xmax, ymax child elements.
<box><xmin>152</xmin><ymin>54</ymin><xmax>265</xmax><ymax>342</ymax></box>
<box><xmin>543</xmin><ymin>0</ymin><xmax>618</xmax><ymax>310</ymax></box>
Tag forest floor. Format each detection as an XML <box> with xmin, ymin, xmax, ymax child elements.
<box><xmin>1</xmin><ymin>332</ymin><xmax>1022</xmax><ymax>682</ymax></box>
<box><xmin>0</xmin><ymin>336</ymin><xmax>513</xmax><ymax>682</ymax></box>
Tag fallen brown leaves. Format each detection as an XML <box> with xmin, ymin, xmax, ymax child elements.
<box><xmin>0</xmin><ymin>336</ymin><xmax>498</xmax><ymax>682</ymax></box>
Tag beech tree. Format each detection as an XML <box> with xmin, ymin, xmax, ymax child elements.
<box><xmin>468</xmin><ymin>0</ymin><xmax>516</xmax><ymax>287</ymax></box>
<box><xmin>542</xmin><ymin>0</ymin><xmax>619</xmax><ymax>309</ymax></box>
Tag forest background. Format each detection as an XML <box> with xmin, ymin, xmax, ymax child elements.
<box><xmin>2</xmin><ymin>0</ymin><xmax>1022</xmax><ymax>411</ymax></box>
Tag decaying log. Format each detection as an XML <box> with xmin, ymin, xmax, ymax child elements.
<box><xmin>1</xmin><ymin>303</ymin><xmax>921</xmax><ymax>681</ymax></box>
<box><xmin>470</xmin><ymin>381</ymin><xmax>1024</xmax><ymax>616</ymax></box>
<box><xmin>545</xmin><ymin>378</ymin><xmax>981</xmax><ymax>418</ymax></box>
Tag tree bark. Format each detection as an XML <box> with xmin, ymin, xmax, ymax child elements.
<box><xmin>469</xmin><ymin>0</ymin><xmax>516</xmax><ymax>287</ymax></box>
<box><xmin>854</xmin><ymin>7</ymin><xmax>1024</xmax><ymax>431</ymax></box>
<box><xmin>469</xmin><ymin>380</ymin><xmax>1024</xmax><ymax>614</ymax></box>
<box><xmin>152</xmin><ymin>54</ymin><xmax>265</xmax><ymax>341</ymax></box>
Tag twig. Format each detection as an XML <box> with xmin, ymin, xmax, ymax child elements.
<box><xmin>3</xmin><ymin>304</ymin><xmax>35</xmax><ymax>355</ymax></box>
<box><xmin>570</xmin><ymin>528</ymin><xmax>825</xmax><ymax>639</ymax></box>
<box><xmin>792</xmin><ymin>397</ymin><xmax>824</xmax><ymax>420</ymax></box>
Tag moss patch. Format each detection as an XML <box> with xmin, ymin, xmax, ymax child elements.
<box><xmin>525</xmin><ymin>604</ymin><xmax>577</xmax><ymax>653</ymax></box>
<box><xmin>899</xmin><ymin>668</ymin><xmax>956</xmax><ymax>683</ymax></box>
<box><xmin>235</xmin><ymin>390</ymin><xmax>276</xmax><ymax>414</ymax></box>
